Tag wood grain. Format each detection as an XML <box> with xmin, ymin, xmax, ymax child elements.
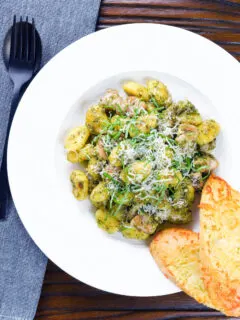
<box><xmin>36</xmin><ymin>1</ymin><xmax>239</xmax><ymax>319</ymax></box>
<box><xmin>36</xmin><ymin>259</ymin><xmax>223</xmax><ymax>319</ymax></box>
<box><xmin>99</xmin><ymin>0</ymin><xmax>240</xmax><ymax>61</ymax></box>
<box><xmin>36</xmin><ymin>309</ymin><xmax>224</xmax><ymax>320</ymax></box>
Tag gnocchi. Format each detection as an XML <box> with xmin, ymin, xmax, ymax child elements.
<box><xmin>96</xmin><ymin>208</ymin><xmax>120</xmax><ymax>233</ymax></box>
<box><xmin>197</xmin><ymin>120</ymin><xmax>220</xmax><ymax>145</ymax></box>
<box><xmin>70</xmin><ymin>170</ymin><xmax>88</xmax><ymax>200</ymax></box>
<box><xmin>65</xmin><ymin>125</ymin><xmax>90</xmax><ymax>152</ymax></box>
<box><xmin>86</xmin><ymin>105</ymin><xmax>109</xmax><ymax>134</ymax></box>
<box><xmin>90</xmin><ymin>182</ymin><xmax>109</xmax><ymax>208</ymax></box>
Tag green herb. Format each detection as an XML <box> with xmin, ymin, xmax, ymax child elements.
<box><xmin>185</xmin><ymin>157</ymin><xmax>192</xmax><ymax>170</ymax></box>
<box><xmin>159</xmin><ymin>134</ymin><xmax>176</xmax><ymax>147</ymax></box>
<box><xmin>112</xmin><ymin>131</ymin><xmax>121</xmax><ymax>140</ymax></box>
<box><xmin>150</xmin><ymin>97</ymin><xmax>165</xmax><ymax>112</ymax></box>
<box><xmin>120</xmin><ymin>225</ymin><xmax>134</xmax><ymax>231</ymax></box>
<box><xmin>116</xmin><ymin>104</ymin><xmax>124</xmax><ymax>116</ymax></box>
<box><xmin>202</xmin><ymin>171</ymin><xmax>210</xmax><ymax>181</ymax></box>
<box><xmin>151</xmin><ymin>183</ymin><xmax>167</xmax><ymax>204</ymax></box>
<box><xmin>114</xmin><ymin>191</ymin><xmax>128</xmax><ymax>205</ymax></box>
<box><xmin>124</xmin><ymin>119</ymin><xmax>136</xmax><ymax>138</ymax></box>
<box><xmin>172</xmin><ymin>156</ymin><xmax>193</xmax><ymax>177</ymax></box>
<box><xmin>168</xmin><ymin>186</ymin><xmax>175</xmax><ymax>197</ymax></box>
<box><xmin>91</xmin><ymin>135</ymin><xmax>99</xmax><ymax>145</ymax></box>
<box><xmin>102</xmin><ymin>104</ymin><xmax>115</xmax><ymax>111</ymax></box>
<box><xmin>165</xmin><ymin>136</ymin><xmax>177</xmax><ymax>146</ymax></box>
<box><xmin>193</xmin><ymin>165</ymin><xmax>210</xmax><ymax>172</ymax></box>
<box><xmin>157</xmin><ymin>185</ymin><xmax>167</xmax><ymax>204</ymax></box>
<box><xmin>103</xmin><ymin>172</ymin><xmax>120</xmax><ymax>185</ymax></box>
<box><xmin>109</xmin><ymin>191</ymin><xmax>115</xmax><ymax>209</ymax></box>
<box><xmin>113</xmin><ymin>202</ymin><xmax>123</xmax><ymax>216</ymax></box>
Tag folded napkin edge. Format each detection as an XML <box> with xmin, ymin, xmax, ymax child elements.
<box><xmin>0</xmin><ymin>315</ymin><xmax>29</xmax><ymax>320</ymax></box>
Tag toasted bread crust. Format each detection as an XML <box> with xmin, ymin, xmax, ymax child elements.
<box><xmin>150</xmin><ymin>228</ymin><xmax>215</xmax><ymax>308</ymax></box>
<box><xmin>200</xmin><ymin>175</ymin><xmax>240</xmax><ymax>316</ymax></box>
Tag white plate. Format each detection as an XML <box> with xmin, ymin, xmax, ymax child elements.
<box><xmin>8</xmin><ymin>24</ymin><xmax>240</xmax><ymax>297</ymax></box>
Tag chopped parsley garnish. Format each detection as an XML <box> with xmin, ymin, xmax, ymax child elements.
<box><xmin>149</xmin><ymin>96</ymin><xmax>165</xmax><ymax>112</ymax></box>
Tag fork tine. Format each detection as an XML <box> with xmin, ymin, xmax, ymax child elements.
<box><xmin>10</xmin><ymin>15</ymin><xmax>17</xmax><ymax>60</ymax></box>
<box><xmin>25</xmin><ymin>16</ymin><xmax>29</xmax><ymax>60</ymax></box>
<box><xmin>30</xmin><ymin>18</ymin><xmax>36</xmax><ymax>62</ymax></box>
<box><xmin>19</xmin><ymin>16</ymin><xmax>23</xmax><ymax>60</ymax></box>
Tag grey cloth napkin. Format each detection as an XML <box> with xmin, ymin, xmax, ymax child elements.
<box><xmin>0</xmin><ymin>1</ymin><xmax>101</xmax><ymax>319</ymax></box>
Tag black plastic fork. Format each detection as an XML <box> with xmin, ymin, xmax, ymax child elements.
<box><xmin>0</xmin><ymin>16</ymin><xmax>41</xmax><ymax>219</ymax></box>
<box><xmin>9</xmin><ymin>16</ymin><xmax>36</xmax><ymax>92</ymax></box>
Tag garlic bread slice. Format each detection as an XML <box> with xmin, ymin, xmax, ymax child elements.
<box><xmin>200</xmin><ymin>175</ymin><xmax>240</xmax><ymax>317</ymax></box>
<box><xmin>150</xmin><ymin>228</ymin><xmax>216</xmax><ymax>309</ymax></box>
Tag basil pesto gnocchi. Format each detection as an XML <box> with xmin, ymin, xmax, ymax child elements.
<box><xmin>64</xmin><ymin>79</ymin><xmax>220</xmax><ymax>240</ymax></box>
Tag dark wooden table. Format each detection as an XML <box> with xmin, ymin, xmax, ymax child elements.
<box><xmin>35</xmin><ymin>1</ymin><xmax>240</xmax><ymax>319</ymax></box>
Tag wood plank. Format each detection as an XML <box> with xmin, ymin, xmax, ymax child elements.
<box><xmin>40</xmin><ymin>263</ymin><xmax>208</xmax><ymax>311</ymax></box>
<box><xmin>35</xmin><ymin>310</ymin><xmax>224</xmax><ymax>320</ymax></box>
<box><xmin>37</xmin><ymin>290</ymin><xmax>209</xmax><ymax>311</ymax></box>
<box><xmin>224</xmin><ymin>0</ymin><xmax>240</xmax><ymax>5</ymax></box>
<box><xmin>98</xmin><ymin>17</ymin><xmax>240</xmax><ymax>30</ymax></box>
<box><xmin>102</xmin><ymin>0</ymin><xmax>240</xmax><ymax>11</ymax></box>
<box><xmin>100</xmin><ymin>6</ymin><xmax>240</xmax><ymax>23</ymax></box>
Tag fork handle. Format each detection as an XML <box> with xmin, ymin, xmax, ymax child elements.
<box><xmin>0</xmin><ymin>85</ymin><xmax>23</xmax><ymax>220</ymax></box>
